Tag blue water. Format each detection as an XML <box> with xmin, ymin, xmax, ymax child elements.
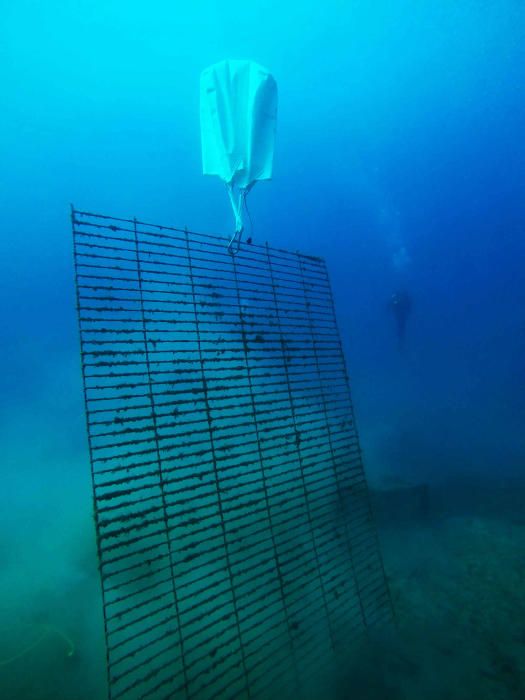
<box><xmin>1</xmin><ymin>1</ymin><xmax>524</xmax><ymax>698</ymax></box>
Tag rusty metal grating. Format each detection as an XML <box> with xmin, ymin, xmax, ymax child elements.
<box><xmin>71</xmin><ymin>207</ymin><xmax>393</xmax><ymax>700</ymax></box>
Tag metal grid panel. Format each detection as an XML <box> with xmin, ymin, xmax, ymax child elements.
<box><xmin>72</xmin><ymin>207</ymin><xmax>393</xmax><ymax>700</ymax></box>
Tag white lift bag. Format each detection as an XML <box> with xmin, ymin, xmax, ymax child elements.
<box><xmin>200</xmin><ymin>59</ymin><xmax>277</xmax><ymax>251</ymax></box>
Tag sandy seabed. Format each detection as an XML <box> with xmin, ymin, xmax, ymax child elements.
<box><xmin>1</xmin><ymin>498</ymin><xmax>524</xmax><ymax>700</ymax></box>
<box><xmin>347</xmin><ymin>514</ymin><xmax>525</xmax><ymax>700</ymax></box>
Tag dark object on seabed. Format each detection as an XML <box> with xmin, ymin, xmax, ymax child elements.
<box><xmin>389</xmin><ymin>290</ymin><xmax>412</xmax><ymax>347</ymax></box>
<box><xmin>372</xmin><ymin>482</ymin><xmax>431</xmax><ymax>525</ymax></box>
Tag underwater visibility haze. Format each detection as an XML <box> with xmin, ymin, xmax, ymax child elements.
<box><xmin>1</xmin><ymin>1</ymin><xmax>525</xmax><ymax>698</ymax></box>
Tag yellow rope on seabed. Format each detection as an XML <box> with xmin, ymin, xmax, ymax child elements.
<box><xmin>0</xmin><ymin>624</ymin><xmax>75</xmax><ymax>666</ymax></box>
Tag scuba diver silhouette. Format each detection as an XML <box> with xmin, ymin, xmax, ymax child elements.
<box><xmin>389</xmin><ymin>290</ymin><xmax>412</xmax><ymax>347</ymax></box>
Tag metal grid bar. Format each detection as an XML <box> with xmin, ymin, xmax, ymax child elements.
<box><xmin>72</xmin><ymin>207</ymin><xmax>393</xmax><ymax>700</ymax></box>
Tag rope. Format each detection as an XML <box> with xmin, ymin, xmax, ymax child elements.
<box><xmin>244</xmin><ymin>189</ymin><xmax>254</xmax><ymax>242</ymax></box>
<box><xmin>0</xmin><ymin>624</ymin><xmax>75</xmax><ymax>666</ymax></box>
<box><xmin>226</xmin><ymin>184</ymin><xmax>252</xmax><ymax>255</ymax></box>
